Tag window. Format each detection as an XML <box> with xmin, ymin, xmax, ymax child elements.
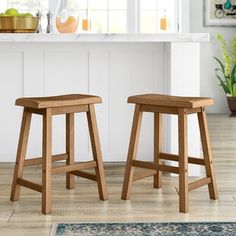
<box><xmin>0</xmin><ymin>0</ymin><xmax>48</xmax><ymax>28</ymax></box>
<box><xmin>1</xmin><ymin>0</ymin><xmax>180</xmax><ymax>33</ymax></box>
<box><xmin>0</xmin><ymin>0</ymin><xmax>48</xmax><ymax>14</ymax></box>
<box><xmin>69</xmin><ymin>0</ymin><xmax>127</xmax><ymax>33</ymax></box>
<box><xmin>139</xmin><ymin>0</ymin><xmax>179</xmax><ymax>33</ymax></box>
<box><xmin>5</xmin><ymin>0</ymin><xmax>48</xmax><ymax>13</ymax></box>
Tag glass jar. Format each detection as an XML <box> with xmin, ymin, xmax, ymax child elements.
<box><xmin>82</xmin><ymin>9</ymin><xmax>91</xmax><ymax>32</ymax></box>
<box><xmin>160</xmin><ymin>9</ymin><xmax>167</xmax><ymax>31</ymax></box>
<box><xmin>55</xmin><ymin>0</ymin><xmax>79</xmax><ymax>33</ymax></box>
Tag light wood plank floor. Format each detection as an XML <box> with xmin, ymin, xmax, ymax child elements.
<box><xmin>0</xmin><ymin>114</ymin><xmax>236</xmax><ymax>235</ymax></box>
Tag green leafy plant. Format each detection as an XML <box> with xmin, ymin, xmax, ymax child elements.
<box><xmin>214</xmin><ymin>34</ymin><xmax>236</xmax><ymax>96</ymax></box>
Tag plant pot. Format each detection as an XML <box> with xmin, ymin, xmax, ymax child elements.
<box><xmin>227</xmin><ymin>97</ymin><xmax>236</xmax><ymax>117</ymax></box>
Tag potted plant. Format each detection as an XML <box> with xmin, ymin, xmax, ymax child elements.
<box><xmin>215</xmin><ymin>34</ymin><xmax>236</xmax><ymax>116</ymax></box>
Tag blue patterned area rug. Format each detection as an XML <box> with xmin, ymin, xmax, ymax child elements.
<box><xmin>51</xmin><ymin>222</ymin><xmax>236</xmax><ymax>236</ymax></box>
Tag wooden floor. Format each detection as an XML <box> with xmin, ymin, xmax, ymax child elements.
<box><xmin>0</xmin><ymin>114</ymin><xmax>236</xmax><ymax>235</ymax></box>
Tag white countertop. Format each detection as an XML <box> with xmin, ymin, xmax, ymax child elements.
<box><xmin>0</xmin><ymin>33</ymin><xmax>210</xmax><ymax>43</ymax></box>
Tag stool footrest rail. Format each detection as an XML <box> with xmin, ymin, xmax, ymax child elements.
<box><xmin>160</xmin><ymin>153</ymin><xmax>205</xmax><ymax>166</ymax></box>
<box><xmin>70</xmin><ymin>170</ymin><xmax>97</xmax><ymax>181</ymax></box>
<box><xmin>132</xmin><ymin>160</ymin><xmax>179</xmax><ymax>174</ymax></box>
<box><xmin>175</xmin><ymin>177</ymin><xmax>212</xmax><ymax>195</ymax></box>
<box><xmin>51</xmin><ymin>161</ymin><xmax>97</xmax><ymax>174</ymax></box>
<box><xmin>17</xmin><ymin>178</ymin><xmax>42</xmax><ymax>193</ymax></box>
<box><xmin>24</xmin><ymin>153</ymin><xmax>68</xmax><ymax>167</ymax></box>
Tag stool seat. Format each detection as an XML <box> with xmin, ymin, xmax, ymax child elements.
<box><xmin>16</xmin><ymin>94</ymin><xmax>102</xmax><ymax>109</ymax></box>
<box><xmin>128</xmin><ymin>94</ymin><xmax>214</xmax><ymax>108</ymax></box>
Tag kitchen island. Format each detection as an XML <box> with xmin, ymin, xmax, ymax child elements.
<box><xmin>0</xmin><ymin>33</ymin><xmax>209</xmax><ymax>176</ymax></box>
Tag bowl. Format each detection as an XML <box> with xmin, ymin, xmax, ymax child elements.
<box><xmin>0</xmin><ymin>16</ymin><xmax>39</xmax><ymax>33</ymax></box>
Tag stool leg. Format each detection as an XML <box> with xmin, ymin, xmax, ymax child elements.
<box><xmin>66</xmin><ymin>113</ymin><xmax>75</xmax><ymax>189</ymax></box>
<box><xmin>197</xmin><ymin>108</ymin><xmax>218</xmax><ymax>200</ymax></box>
<box><xmin>87</xmin><ymin>104</ymin><xmax>108</xmax><ymax>200</ymax></box>
<box><xmin>178</xmin><ymin>108</ymin><xmax>189</xmax><ymax>213</ymax></box>
<box><xmin>121</xmin><ymin>105</ymin><xmax>143</xmax><ymax>200</ymax></box>
<box><xmin>10</xmin><ymin>109</ymin><xmax>32</xmax><ymax>201</ymax></box>
<box><xmin>42</xmin><ymin>109</ymin><xmax>52</xmax><ymax>214</ymax></box>
<box><xmin>154</xmin><ymin>113</ymin><xmax>162</xmax><ymax>188</ymax></box>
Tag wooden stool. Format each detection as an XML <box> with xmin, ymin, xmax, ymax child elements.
<box><xmin>10</xmin><ymin>94</ymin><xmax>108</xmax><ymax>214</ymax></box>
<box><xmin>121</xmin><ymin>94</ymin><xmax>218</xmax><ymax>213</ymax></box>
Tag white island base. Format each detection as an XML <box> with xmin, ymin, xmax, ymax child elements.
<box><xmin>0</xmin><ymin>33</ymin><xmax>209</xmax><ymax>176</ymax></box>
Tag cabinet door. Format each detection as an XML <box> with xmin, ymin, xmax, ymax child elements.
<box><xmin>109</xmin><ymin>49</ymin><xmax>164</xmax><ymax>161</ymax></box>
<box><xmin>0</xmin><ymin>52</ymin><xmax>23</xmax><ymax>162</ymax></box>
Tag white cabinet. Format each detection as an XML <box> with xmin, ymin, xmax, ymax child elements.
<box><xmin>0</xmin><ymin>34</ymin><xmax>208</xmax><ymax>176</ymax></box>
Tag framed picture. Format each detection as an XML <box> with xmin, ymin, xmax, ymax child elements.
<box><xmin>204</xmin><ymin>0</ymin><xmax>236</xmax><ymax>26</ymax></box>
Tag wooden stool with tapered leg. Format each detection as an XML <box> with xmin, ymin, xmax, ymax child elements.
<box><xmin>10</xmin><ymin>94</ymin><xmax>108</xmax><ymax>214</ymax></box>
<box><xmin>121</xmin><ymin>94</ymin><xmax>218</xmax><ymax>213</ymax></box>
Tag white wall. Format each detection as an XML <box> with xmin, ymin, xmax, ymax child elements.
<box><xmin>190</xmin><ymin>0</ymin><xmax>236</xmax><ymax>113</ymax></box>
